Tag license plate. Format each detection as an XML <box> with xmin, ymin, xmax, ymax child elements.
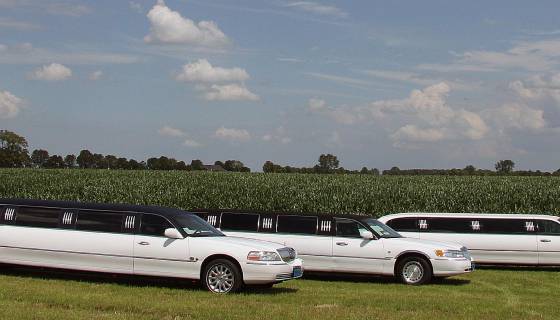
<box><xmin>292</xmin><ymin>266</ymin><xmax>303</xmax><ymax>278</ymax></box>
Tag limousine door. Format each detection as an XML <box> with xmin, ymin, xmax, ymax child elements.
<box><xmin>536</xmin><ymin>219</ymin><xmax>560</xmax><ymax>265</ymax></box>
<box><xmin>332</xmin><ymin>219</ymin><xmax>387</xmax><ymax>274</ymax></box>
<box><xmin>133</xmin><ymin>214</ymin><xmax>194</xmax><ymax>278</ymax></box>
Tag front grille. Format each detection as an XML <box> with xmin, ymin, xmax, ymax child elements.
<box><xmin>275</xmin><ymin>273</ymin><xmax>293</xmax><ymax>281</ymax></box>
<box><xmin>277</xmin><ymin>247</ymin><xmax>297</xmax><ymax>263</ymax></box>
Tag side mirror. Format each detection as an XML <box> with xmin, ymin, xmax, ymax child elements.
<box><xmin>164</xmin><ymin>228</ymin><xmax>183</xmax><ymax>239</ymax></box>
<box><xmin>360</xmin><ymin>230</ymin><xmax>374</xmax><ymax>240</ymax></box>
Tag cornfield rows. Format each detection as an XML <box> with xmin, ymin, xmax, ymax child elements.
<box><xmin>1</xmin><ymin>169</ymin><xmax>559</xmax><ymax>216</ymax></box>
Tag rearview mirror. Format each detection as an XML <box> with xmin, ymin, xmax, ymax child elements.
<box><xmin>360</xmin><ymin>230</ymin><xmax>374</xmax><ymax>240</ymax></box>
<box><xmin>164</xmin><ymin>228</ymin><xmax>183</xmax><ymax>239</ymax></box>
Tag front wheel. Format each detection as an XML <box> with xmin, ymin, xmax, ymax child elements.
<box><xmin>396</xmin><ymin>256</ymin><xmax>432</xmax><ymax>285</ymax></box>
<box><xmin>203</xmin><ymin>259</ymin><xmax>242</xmax><ymax>293</ymax></box>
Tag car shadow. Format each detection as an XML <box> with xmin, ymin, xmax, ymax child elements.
<box><xmin>476</xmin><ymin>265</ymin><xmax>560</xmax><ymax>273</ymax></box>
<box><xmin>0</xmin><ymin>264</ymin><xmax>297</xmax><ymax>294</ymax></box>
<box><xmin>302</xmin><ymin>272</ymin><xmax>471</xmax><ymax>286</ymax></box>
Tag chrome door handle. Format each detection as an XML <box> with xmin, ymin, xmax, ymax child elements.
<box><xmin>138</xmin><ymin>241</ymin><xmax>150</xmax><ymax>245</ymax></box>
<box><xmin>336</xmin><ymin>242</ymin><xmax>348</xmax><ymax>246</ymax></box>
<box><xmin>540</xmin><ymin>239</ymin><xmax>551</xmax><ymax>243</ymax></box>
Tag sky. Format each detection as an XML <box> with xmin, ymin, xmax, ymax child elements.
<box><xmin>1</xmin><ymin>0</ymin><xmax>560</xmax><ymax>171</ymax></box>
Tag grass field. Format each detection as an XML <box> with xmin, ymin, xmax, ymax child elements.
<box><xmin>0</xmin><ymin>266</ymin><xmax>559</xmax><ymax>320</ymax></box>
<box><xmin>1</xmin><ymin>169</ymin><xmax>560</xmax><ymax>215</ymax></box>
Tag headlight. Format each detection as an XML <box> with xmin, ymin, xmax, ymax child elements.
<box><xmin>435</xmin><ymin>249</ymin><xmax>465</xmax><ymax>258</ymax></box>
<box><xmin>247</xmin><ymin>251</ymin><xmax>281</xmax><ymax>261</ymax></box>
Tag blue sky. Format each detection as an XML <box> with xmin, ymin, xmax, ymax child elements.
<box><xmin>1</xmin><ymin>0</ymin><xmax>560</xmax><ymax>171</ymax></box>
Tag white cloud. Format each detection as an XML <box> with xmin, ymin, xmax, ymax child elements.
<box><xmin>0</xmin><ymin>90</ymin><xmax>23</xmax><ymax>119</ymax></box>
<box><xmin>364</xmin><ymin>69</ymin><xmax>477</xmax><ymax>91</ymax></box>
<box><xmin>0</xmin><ymin>1</ymin><xmax>91</xmax><ymax>17</ymax></box>
<box><xmin>262</xmin><ymin>126</ymin><xmax>291</xmax><ymax>144</ymax></box>
<box><xmin>305</xmin><ymin>72</ymin><xmax>373</xmax><ymax>88</ymax></box>
<box><xmin>419</xmin><ymin>39</ymin><xmax>560</xmax><ymax>73</ymax></box>
<box><xmin>214</xmin><ymin>127</ymin><xmax>251</xmax><ymax>142</ymax></box>
<box><xmin>144</xmin><ymin>0</ymin><xmax>229</xmax><ymax>47</ymax></box>
<box><xmin>509</xmin><ymin>73</ymin><xmax>560</xmax><ymax>104</ymax></box>
<box><xmin>89</xmin><ymin>70</ymin><xmax>103</xmax><ymax>81</ymax></box>
<box><xmin>204</xmin><ymin>83</ymin><xmax>259</xmax><ymax>101</ymax></box>
<box><xmin>490</xmin><ymin>103</ymin><xmax>546</xmax><ymax>131</ymax></box>
<box><xmin>391</xmin><ymin>125</ymin><xmax>445</xmax><ymax>142</ymax></box>
<box><xmin>29</xmin><ymin>63</ymin><xmax>72</xmax><ymax>81</ymax></box>
<box><xmin>183</xmin><ymin>138</ymin><xmax>202</xmax><ymax>147</ymax></box>
<box><xmin>129</xmin><ymin>1</ymin><xmax>143</xmax><ymax>13</ymax></box>
<box><xmin>309</xmin><ymin>82</ymin><xmax>490</xmax><ymax>146</ymax></box>
<box><xmin>0</xmin><ymin>17</ymin><xmax>40</xmax><ymax>30</ymax></box>
<box><xmin>158</xmin><ymin>125</ymin><xmax>185</xmax><ymax>137</ymax></box>
<box><xmin>284</xmin><ymin>2</ymin><xmax>347</xmax><ymax>18</ymax></box>
<box><xmin>0</xmin><ymin>43</ymin><xmax>139</xmax><ymax>65</ymax></box>
<box><xmin>176</xmin><ymin>59</ymin><xmax>249</xmax><ymax>83</ymax></box>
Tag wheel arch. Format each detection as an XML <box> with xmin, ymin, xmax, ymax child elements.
<box><xmin>200</xmin><ymin>254</ymin><xmax>244</xmax><ymax>281</ymax></box>
<box><xmin>393</xmin><ymin>251</ymin><xmax>433</xmax><ymax>276</ymax></box>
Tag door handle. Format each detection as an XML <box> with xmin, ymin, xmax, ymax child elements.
<box><xmin>138</xmin><ymin>241</ymin><xmax>150</xmax><ymax>245</ymax></box>
<box><xmin>336</xmin><ymin>242</ymin><xmax>348</xmax><ymax>246</ymax></box>
<box><xmin>540</xmin><ymin>239</ymin><xmax>551</xmax><ymax>243</ymax></box>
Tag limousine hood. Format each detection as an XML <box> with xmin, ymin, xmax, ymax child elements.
<box><xmin>198</xmin><ymin>236</ymin><xmax>285</xmax><ymax>252</ymax></box>
<box><xmin>384</xmin><ymin>237</ymin><xmax>464</xmax><ymax>251</ymax></box>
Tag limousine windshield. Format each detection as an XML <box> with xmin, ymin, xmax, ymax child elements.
<box><xmin>364</xmin><ymin>219</ymin><xmax>402</xmax><ymax>238</ymax></box>
<box><xmin>176</xmin><ymin>214</ymin><xmax>224</xmax><ymax>237</ymax></box>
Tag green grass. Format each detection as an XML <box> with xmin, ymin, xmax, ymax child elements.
<box><xmin>0</xmin><ymin>266</ymin><xmax>559</xmax><ymax>319</ymax></box>
<box><xmin>1</xmin><ymin>169</ymin><xmax>560</xmax><ymax>215</ymax></box>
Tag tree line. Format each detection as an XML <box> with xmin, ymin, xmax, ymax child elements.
<box><xmin>2</xmin><ymin>130</ymin><xmax>560</xmax><ymax>175</ymax></box>
<box><xmin>0</xmin><ymin>130</ymin><xmax>249</xmax><ymax>172</ymax></box>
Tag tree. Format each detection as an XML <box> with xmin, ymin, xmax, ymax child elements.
<box><xmin>0</xmin><ymin>130</ymin><xmax>30</xmax><ymax>167</ymax></box>
<box><xmin>31</xmin><ymin>149</ymin><xmax>50</xmax><ymax>168</ymax></box>
<box><xmin>464</xmin><ymin>165</ymin><xmax>476</xmax><ymax>175</ymax></box>
<box><xmin>495</xmin><ymin>160</ymin><xmax>515</xmax><ymax>174</ymax></box>
<box><xmin>224</xmin><ymin>160</ymin><xmax>245</xmax><ymax>172</ymax></box>
<box><xmin>318</xmin><ymin>154</ymin><xmax>339</xmax><ymax>173</ymax></box>
<box><xmin>104</xmin><ymin>155</ymin><xmax>118</xmax><ymax>169</ymax></box>
<box><xmin>360</xmin><ymin>167</ymin><xmax>368</xmax><ymax>174</ymax></box>
<box><xmin>64</xmin><ymin>154</ymin><xmax>76</xmax><ymax>168</ymax></box>
<box><xmin>76</xmin><ymin>150</ymin><xmax>95</xmax><ymax>168</ymax></box>
<box><xmin>214</xmin><ymin>160</ymin><xmax>224</xmax><ymax>168</ymax></box>
<box><xmin>263</xmin><ymin>161</ymin><xmax>275</xmax><ymax>173</ymax></box>
<box><xmin>44</xmin><ymin>155</ymin><xmax>65</xmax><ymax>168</ymax></box>
<box><xmin>191</xmin><ymin>159</ymin><xmax>204</xmax><ymax>171</ymax></box>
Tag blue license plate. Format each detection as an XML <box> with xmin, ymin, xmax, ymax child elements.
<box><xmin>292</xmin><ymin>266</ymin><xmax>303</xmax><ymax>278</ymax></box>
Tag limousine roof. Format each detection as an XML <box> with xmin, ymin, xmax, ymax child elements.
<box><xmin>0</xmin><ymin>198</ymin><xmax>193</xmax><ymax>219</ymax></box>
<box><xmin>192</xmin><ymin>208</ymin><xmax>377</xmax><ymax>221</ymax></box>
<box><xmin>380</xmin><ymin>212</ymin><xmax>560</xmax><ymax>220</ymax></box>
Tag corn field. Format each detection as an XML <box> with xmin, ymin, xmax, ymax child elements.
<box><xmin>0</xmin><ymin>169</ymin><xmax>559</xmax><ymax>216</ymax></box>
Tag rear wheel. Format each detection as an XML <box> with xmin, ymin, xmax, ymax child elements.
<box><xmin>203</xmin><ymin>259</ymin><xmax>242</xmax><ymax>293</ymax></box>
<box><xmin>397</xmin><ymin>256</ymin><xmax>432</xmax><ymax>285</ymax></box>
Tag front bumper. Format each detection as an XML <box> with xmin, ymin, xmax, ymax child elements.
<box><xmin>431</xmin><ymin>257</ymin><xmax>474</xmax><ymax>277</ymax></box>
<box><xmin>242</xmin><ymin>258</ymin><xmax>304</xmax><ymax>285</ymax></box>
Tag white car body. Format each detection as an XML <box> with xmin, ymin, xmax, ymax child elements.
<box><xmin>378</xmin><ymin>213</ymin><xmax>560</xmax><ymax>266</ymax></box>
<box><xmin>0</xmin><ymin>200</ymin><xmax>303</xmax><ymax>291</ymax></box>
<box><xmin>195</xmin><ymin>211</ymin><xmax>474</xmax><ymax>281</ymax></box>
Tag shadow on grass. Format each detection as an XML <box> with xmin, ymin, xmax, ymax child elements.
<box><xmin>302</xmin><ymin>272</ymin><xmax>471</xmax><ymax>286</ymax></box>
<box><xmin>0</xmin><ymin>263</ymin><xmax>298</xmax><ymax>295</ymax></box>
<box><xmin>476</xmin><ymin>265</ymin><xmax>560</xmax><ymax>273</ymax></box>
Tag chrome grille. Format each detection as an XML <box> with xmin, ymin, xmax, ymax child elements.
<box><xmin>277</xmin><ymin>247</ymin><xmax>297</xmax><ymax>263</ymax></box>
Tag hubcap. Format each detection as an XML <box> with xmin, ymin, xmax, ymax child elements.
<box><xmin>206</xmin><ymin>264</ymin><xmax>235</xmax><ymax>293</ymax></box>
<box><xmin>402</xmin><ymin>261</ymin><xmax>424</xmax><ymax>284</ymax></box>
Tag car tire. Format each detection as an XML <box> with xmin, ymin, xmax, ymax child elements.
<box><xmin>203</xmin><ymin>259</ymin><xmax>243</xmax><ymax>293</ymax></box>
<box><xmin>396</xmin><ymin>256</ymin><xmax>432</xmax><ymax>285</ymax></box>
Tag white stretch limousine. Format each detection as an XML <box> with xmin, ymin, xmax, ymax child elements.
<box><xmin>194</xmin><ymin>210</ymin><xmax>474</xmax><ymax>285</ymax></box>
<box><xmin>378</xmin><ymin>213</ymin><xmax>560</xmax><ymax>266</ymax></box>
<box><xmin>0</xmin><ymin>199</ymin><xmax>303</xmax><ymax>293</ymax></box>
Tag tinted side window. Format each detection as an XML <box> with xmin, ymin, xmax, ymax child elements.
<box><xmin>479</xmin><ymin>219</ymin><xmax>535</xmax><ymax>234</ymax></box>
<box><xmin>537</xmin><ymin>219</ymin><xmax>560</xmax><ymax>235</ymax></box>
<box><xmin>139</xmin><ymin>214</ymin><xmax>173</xmax><ymax>236</ymax></box>
<box><xmin>220</xmin><ymin>213</ymin><xmax>259</xmax><ymax>232</ymax></box>
<box><xmin>427</xmin><ymin>218</ymin><xmax>475</xmax><ymax>233</ymax></box>
<box><xmin>76</xmin><ymin>211</ymin><xmax>123</xmax><ymax>233</ymax></box>
<box><xmin>386</xmin><ymin>217</ymin><xmax>417</xmax><ymax>232</ymax></box>
<box><xmin>336</xmin><ymin>219</ymin><xmax>368</xmax><ymax>238</ymax></box>
<box><xmin>277</xmin><ymin>215</ymin><xmax>317</xmax><ymax>235</ymax></box>
<box><xmin>14</xmin><ymin>206</ymin><xmax>60</xmax><ymax>228</ymax></box>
